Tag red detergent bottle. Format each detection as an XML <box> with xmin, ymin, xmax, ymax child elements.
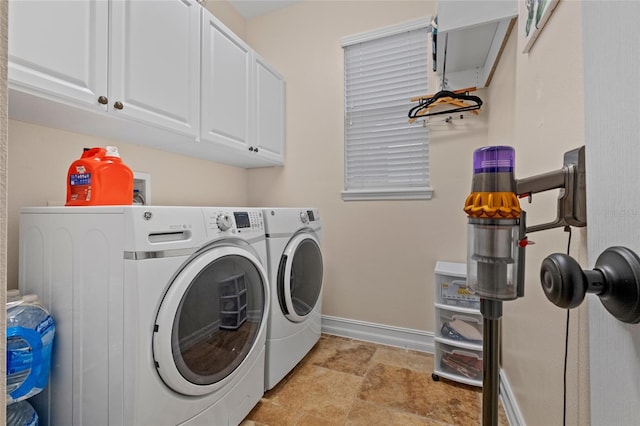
<box><xmin>65</xmin><ymin>146</ymin><xmax>134</xmax><ymax>206</ymax></box>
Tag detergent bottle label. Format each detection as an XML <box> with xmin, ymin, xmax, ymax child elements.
<box><xmin>69</xmin><ymin>173</ymin><xmax>92</xmax><ymax>201</ymax></box>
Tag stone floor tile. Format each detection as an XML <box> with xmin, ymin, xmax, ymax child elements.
<box><xmin>358</xmin><ymin>363</ymin><xmax>481</xmax><ymax>424</ymax></box>
<box><xmin>345</xmin><ymin>399</ymin><xmax>446</xmax><ymax>426</ymax></box>
<box><xmin>302</xmin><ymin>334</ymin><xmax>377</xmax><ymax>376</ymax></box>
<box><xmin>267</xmin><ymin>362</ymin><xmax>363</xmax><ymax>422</ymax></box>
<box><xmin>244</xmin><ymin>335</ymin><xmax>508</xmax><ymax>426</ymax></box>
<box><xmin>371</xmin><ymin>344</ymin><xmax>435</xmax><ymax>374</ymax></box>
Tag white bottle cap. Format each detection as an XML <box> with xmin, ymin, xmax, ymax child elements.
<box><xmin>22</xmin><ymin>294</ymin><xmax>40</xmax><ymax>303</ymax></box>
<box><xmin>6</xmin><ymin>289</ymin><xmax>21</xmax><ymax>302</ymax></box>
<box><xmin>105</xmin><ymin>146</ymin><xmax>121</xmax><ymax>158</ymax></box>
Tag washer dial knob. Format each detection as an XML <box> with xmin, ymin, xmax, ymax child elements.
<box><xmin>300</xmin><ymin>211</ymin><xmax>309</xmax><ymax>224</ymax></box>
<box><xmin>216</xmin><ymin>214</ymin><xmax>233</xmax><ymax>231</ymax></box>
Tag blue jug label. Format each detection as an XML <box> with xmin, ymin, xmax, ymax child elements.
<box><xmin>36</xmin><ymin>315</ymin><xmax>55</xmax><ymax>335</ymax></box>
<box><xmin>7</xmin><ymin>314</ymin><xmax>55</xmax><ymax>374</ymax></box>
<box><xmin>7</xmin><ymin>345</ymin><xmax>33</xmax><ymax>375</ymax></box>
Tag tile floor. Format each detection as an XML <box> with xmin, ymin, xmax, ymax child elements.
<box><xmin>242</xmin><ymin>334</ymin><xmax>508</xmax><ymax>426</ymax></box>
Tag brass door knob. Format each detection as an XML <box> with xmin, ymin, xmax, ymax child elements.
<box><xmin>113</xmin><ymin>101</ymin><xmax>124</xmax><ymax>110</ymax></box>
<box><xmin>97</xmin><ymin>96</ymin><xmax>108</xmax><ymax>105</ymax></box>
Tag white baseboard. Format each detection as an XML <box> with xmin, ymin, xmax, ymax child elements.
<box><xmin>500</xmin><ymin>369</ymin><xmax>526</xmax><ymax>426</ymax></box>
<box><xmin>321</xmin><ymin>314</ymin><xmax>434</xmax><ymax>353</ymax></box>
<box><xmin>321</xmin><ymin>314</ymin><xmax>525</xmax><ymax>426</ymax></box>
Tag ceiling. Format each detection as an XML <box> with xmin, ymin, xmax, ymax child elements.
<box><xmin>227</xmin><ymin>0</ymin><xmax>301</xmax><ymax>19</ymax></box>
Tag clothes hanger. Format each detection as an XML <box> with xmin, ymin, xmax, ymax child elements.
<box><xmin>408</xmin><ymin>87</ymin><xmax>483</xmax><ymax>123</ymax></box>
<box><xmin>408</xmin><ymin>33</ymin><xmax>483</xmax><ymax>123</ymax></box>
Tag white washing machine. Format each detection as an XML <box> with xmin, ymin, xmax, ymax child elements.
<box><xmin>262</xmin><ymin>208</ymin><xmax>323</xmax><ymax>390</ymax></box>
<box><xmin>19</xmin><ymin>206</ymin><xmax>270</xmax><ymax>426</ymax></box>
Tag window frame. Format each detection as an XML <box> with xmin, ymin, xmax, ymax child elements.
<box><xmin>341</xmin><ymin>17</ymin><xmax>433</xmax><ymax>202</ymax></box>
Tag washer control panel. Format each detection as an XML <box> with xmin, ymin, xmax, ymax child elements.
<box><xmin>204</xmin><ymin>208</ymin><xmax>264</xmax><ymax>237</ymax></box>
<box><xmin>300</xmin><ymin>208</ymin><xmax>320</xmax><ymax>224</ymax></box>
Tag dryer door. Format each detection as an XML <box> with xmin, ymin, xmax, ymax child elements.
<box><xmin>277</xmin><ymin>233</ymin><xmax>323</xmax><ymax>322</ymax></box>
<box><xmin>153</xmin><ymin>245</ymin><xmax>268</xmax><ymax>396</ymax></box>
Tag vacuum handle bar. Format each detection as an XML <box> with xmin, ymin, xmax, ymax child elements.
<box><xmin>516</xmin><ymin>169</ymin><xmax>565</xmax><ymax>196</ymax></box>
<box><xmin>515</xmin><ymin>146</ymin><xmax>586</xmax><ymax>233</ymax></box>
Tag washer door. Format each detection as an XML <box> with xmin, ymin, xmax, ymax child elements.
<box><xmin>277</xmin><ymin>233</ymin><xmax>323</xmax><ymax>322</ymax></box>
<box><xmin>153</xmin><ymin>245</ymin><xmax>268</xmax><ymax>396</ymax></box>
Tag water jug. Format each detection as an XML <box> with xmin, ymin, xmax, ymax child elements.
<box><xmin>65</xmin><ymin>146</ymin><xmax>134</xmax><ymax>206</ymax></box>
<box><xmin>6</xmin><ymin>294</ymin><xmax>55</xmax><ymax>404</ymax></box>
<box><xmin>6</xmin><ymin>400</ymin><xmax>39</xmax><ymax>426</ymax></box>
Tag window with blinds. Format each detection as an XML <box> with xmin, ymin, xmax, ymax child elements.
<box><xmin>342</xmin><ymin>19</ymin><xmax>432</xmax><ymax>201</ymax></box>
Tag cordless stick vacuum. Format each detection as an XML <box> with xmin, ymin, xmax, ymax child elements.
<box><xmin>463</xmin><ymin>145</ymin><xmax>640</xmax><ymax>425</ymax></box>
<box><xmin>463</xmin><ymin>146</ymin><xmax>526</xmax><ymax>426</ymax></box>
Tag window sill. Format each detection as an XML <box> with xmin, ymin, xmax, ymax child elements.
<box><xmin>341</xmin><ymin>188</ymin><xmax>434</xmax><ymax>201</ymax></box>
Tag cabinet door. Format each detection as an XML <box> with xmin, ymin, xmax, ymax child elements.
<box><xmin>110</xmin><ymin>0</ymin><xmax>200</xmax><ymax>138</ymax></box>
<box><xmin>8</xmin><ymin>0</ymin><xmax>108</xmax><ymax>110</ymax></box>
<box><xmin>254</xmin><ymin>55</ymin><xmax>285</xmax><ymax>164</ymax></box>
<box><xmin>200</xmin><ymin>9</ymin><xmax>252</xmax><ymax>151</ymax></box>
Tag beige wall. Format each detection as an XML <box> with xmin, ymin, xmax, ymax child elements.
<box><xmin>3</xmin><ymin>1</ymin><xmax>591</xmax><ymax>424</ymax></box>
<box><xmin>245</xmin><ymin>1</ymin><xmax>490</xmax><ymax>331</ymax></box>
<box><xmin>245</xmin><ymin>1</ymin><xmax>589</xmax><ymax>425</ymax></box>
<box><xmin>202</xmin><ymin>0</ymin><xmax>246</xmax><ymax>38</ymax></box>
<box><xmin>489</xmin><ymin>2</ymin><xmax>589</xmax><ymax>425</ymax></box>
<box><xmin>6</xmin><ymin>121</ymin><xmax>249</xmax><ymax>288</ymax></box>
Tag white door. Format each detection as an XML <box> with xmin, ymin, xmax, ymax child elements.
<box><xmin>254</xmin><ymin>55</ymin><xmax>285</xmax><ymax>164</ymax></box>
<box><xmin>153</xmin><ymin>245</ymin><xmax>268</xmax><ymax>396</ymax></box>
<box><xmin>200</xmin><ymin>9</ymin><xmax>252</xmax><ymax>151</ymax></box>
<box><xmin>8</xmin><ymin>0</ymin><xmax>108</xmax><ymax>110</ymax></box>
<box><xmin>109</xmin><ymin>0</ymin><xmax>200</xmax><ymax>138</ymax></box>
<box><xmin>583</xmin><ymin>2</ymin><xmax>640</xmax><ymax>424</ymax></box>
<box><xmin>277</xmin><ymin>234</ymin><xmax>323</xmax><ymax>322</ymax></box>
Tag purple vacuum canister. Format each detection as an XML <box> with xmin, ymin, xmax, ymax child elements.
<box><xmin>470</xmin><ymin>146</ymin><xmax>516</xmax><ymax>193</ymax></box>
<box><xmin>474</xmin><ymin>146</ymin><xmax>515</xmax><ymax>173</ymax></box>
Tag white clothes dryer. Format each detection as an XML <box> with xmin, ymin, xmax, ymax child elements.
<box><xmin>262</xmin><ymin>208</ymin><xmax>323</xmax><ymax>390</ymax></box>
<box><xmin>19</xmin><ymin>206</ymin><xmax>270</xmax><ymax>426</ymax></box>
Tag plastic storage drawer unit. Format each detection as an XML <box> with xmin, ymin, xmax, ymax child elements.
<box><xmin>433</xmin><ymin>261</ymin><xmax>483</xmax><ymax>387</ymax></box>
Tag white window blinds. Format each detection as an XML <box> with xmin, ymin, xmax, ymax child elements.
<box><xmin>342</xmin><ymin>20</ymin><xmax>432</xmax><ymax>201</ymax></box>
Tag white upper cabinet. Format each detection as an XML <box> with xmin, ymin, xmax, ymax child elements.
<box><xmin>200</xmin><ymin>10</ymin><xmax>252</xmax><ymax>151</ymax></box>
<box><xmin>9</xmin><ymin>0</ymin><xmax>200</xmax><ymax>140</ymax></box>
<box><xmin>110</xmin><ymin>0</ymin><xmax>200</xmax><ymax>138</ymax></box>
<box><xmin>8</xmin><ymin>1</ymin><xmax>285</xmax><ymax>168</ymax></box>
<box><xmin>199</xmin><ymin>9</ymin><xmax>285</xmax><ymax>167</ymax></box>
<box><xmin>436</xmin><ymin>0</ymin><xmax>517</xmax><ymax>88</ymax></box>
<box><xmin>254</xmin><ymin>54</ymin><xmax>285</xmax><ymax>164</ymax></box>
<box><xmin>8</xmin><ymin>0</ymin><xmax>109</xmax><ymax>110</ymax></box>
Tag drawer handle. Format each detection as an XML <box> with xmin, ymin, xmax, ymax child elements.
<box><xmin>113</xmin><ymin>101</ymin><xmax>124</xmax><ymax>110</ymax></box>
<box><xmin>97</xmin><ymin>96</ymin><xmax>108</xmax><ymax>105</ymax></box>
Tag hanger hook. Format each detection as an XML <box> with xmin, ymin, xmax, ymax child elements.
<box><xmin>441</xmin><ymin>33</ymin><xmax>449</xmax><ymax>90</ymax></box>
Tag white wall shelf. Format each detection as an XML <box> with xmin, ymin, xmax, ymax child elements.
<box><xmin>436</xmin><ymin>0</ymin><xmax>517</xmax><ymax>89</ymax></box>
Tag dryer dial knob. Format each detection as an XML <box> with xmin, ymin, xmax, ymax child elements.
<box><xmin>216</xmin><ymin>214</ymin><xmax>233</xmax><ymax>231</ymax></box>
<box><xmin>300</xmin><ymin>211</ymin><xmax>309</xmax><ymax>224</ymax></box>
